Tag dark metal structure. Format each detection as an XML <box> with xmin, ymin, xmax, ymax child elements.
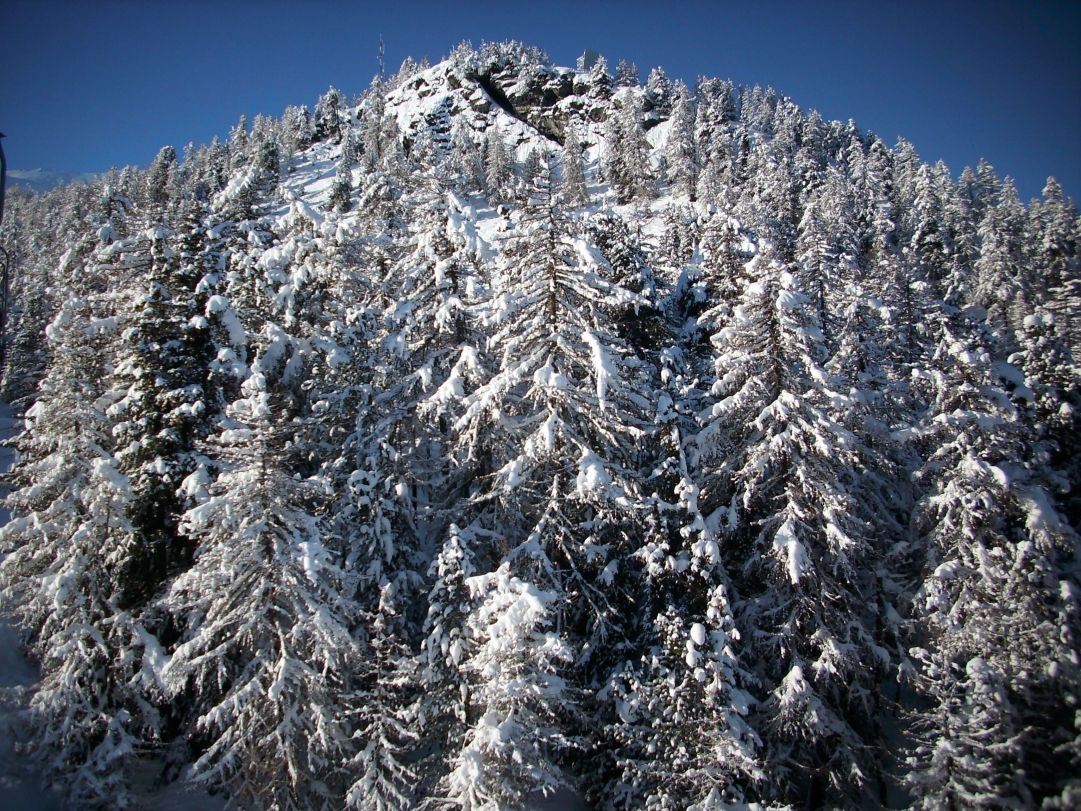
<box><xmin>0</xmin><ymin>132</ymin><xmax>10</xmax><ymax>380</ymax></box>
<box><xmin>0</xmin><ymin>132</ymin><xmax>6</xmax><ymax>226</ymax></box>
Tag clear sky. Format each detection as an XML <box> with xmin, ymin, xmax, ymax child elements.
<box><xmin>2</xmin><ymin>0</ymin><xmax>1079</xmax><ymax>203</ymax></box>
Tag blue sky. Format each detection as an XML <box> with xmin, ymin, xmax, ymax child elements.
<box><xmin>2</xmin><ymin>0</ymin><xmax>1079</xmax><ymax>203</ymax></box>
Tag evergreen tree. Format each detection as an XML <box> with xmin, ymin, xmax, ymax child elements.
<box><xmin>146</xmin><ymin>145</ymin><xmax>177</xmax><ymax>215</ymax></box>
<box><xmin>1011</xmin><ymin>310</ymin><xmax>1081</xmax><ymax>523</ymax></box>
<box><xmin>160</xmin><ymin>372</ymin><xmax>363</xmax><ymax>809</ymax></box>
<box><xmin>283</xmin><ymin>104</ymin><xmax>313</xmax><ymax>153</ymax></box>
<box><xmin>448</xmin><ymin>565</ymin><xmax>577</xmax><ymax>809</ymax></box>
<box><xmin>449</xmin><ymin>157</ymin><xmax>652</xmax><ymax>794</ymax></box>
<box><xmin>696</xmin><ymin>253</ymin><xmax>891</xmax><ymax>807</ymax></box>
<box><xmin>1033</xmin><ymin>177</ymin><xmax>1081</xmax><ymax>352</ymax></box>
<box><xmin>108</xmin><ymin>218</ymin><xmax>212</xmax><ymax>605</ymax></box>
<box><xmin>696</xmin><ymin>211</ymin><xmax>751</xmax><ymax>335</ymax></box>
<box><xmin>601</xmin><ymin>585</ymin><xmax>762</xmax><ymax>809</ymax></box>
<box><xmin>795</xmin><ymin>167</ymin><xmax>860</xmax><ymax>350</ymax></box>
<box><xmin>449</xmin><ymin>120</ymin><xmax>484</xmax><ymax>192</ymax></box>
<box><xmin>0</xmin><ymin>289</ymin><xmax>154</xmax><ymax>808</ymax></box>
<box><xmin>974</xmin><ymin>179</ymin><xmax>1029</xmax><ymax>336</ymax></box>
<box><xmin>906</xmin><ymin>654</ymin><xmax>1028</xmax><ymax>809</ymax></box>
<box><xmin>346</xmin><ymin>584</ymin><xmax>418</xmax><ymax>811</ymax></box>
<box><xmin>604</xmin><ymin>96</ymin><xmax>654</xmax><ymax>203</ymax></box>
<box><xmin>484</xmin><ymin>125</ymin><xmax>513</xmax><ymax>205</ymax></box>
<box><xmin>329</xmin><ymin>160</ymin><xmax>353</xmax><ymax>212</ymax></box>
<box><xmin>314</xmin><ymin>86</ymin><xmax>345</xmax><ymax>143</ymax></box>
<box><xmin>228</xmin><ymin>115</ymin><xmax>250</xmax><ymax>171</ymax></box>
<box><xmin>694</xmin><ymin>79</ymin><xmax>736</xmax><ymax>206</ymax></box>
<box><xmin>906</xmin><ymin>308</ymin><xmax>1081</xmax><ymax>808</ymax></box>
<box><xmin>614</xmin><ymin>59</ymin><xmax>639</xmax><ymax>88</ymax></box>
<box><xmin>560</xmin><ymin>119</ymin><xmax>588</xmax><ymax>206</ymax></box>
<box><xmin>643</xmin><ymin>66</ymin><xmax>673</xmax><ymax>123</ymax></box>
<box><xmin>455</xmin><ymin>156</ymin><xmax>647</xmax><ymax>652</ymax></box>
<box><xmin>664</xmin><ymin>80</ymin><xmax>697</xmax><ymax>199</ymax></box>
<box><xmin>658</xmin><ymin>204</ymin><xmax>696</xmax><ymax>273</ymax></box>
<box><xmin>417</xmin><ymin>524</ymin><xmax>477</xmax><ymax>796</ymax></box>
<box><xmin>588</xmin><ymin>54</ymin><xmax>613</xmax><ymax>102</ymax></box>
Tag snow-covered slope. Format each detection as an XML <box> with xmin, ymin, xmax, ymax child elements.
<box><xmin>1</xmin><ymin>39</ymin><xmax>1078</xmax><ymax>811</ymax></box>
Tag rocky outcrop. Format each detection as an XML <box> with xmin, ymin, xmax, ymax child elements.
<box><xmin>465</xmin><ymin>63</ymin><xmax>609</xmax><ymax>145</ymax></box>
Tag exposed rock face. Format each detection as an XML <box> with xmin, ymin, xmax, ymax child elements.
<box><xmin>396</xmin><ymin>69</ymin><xmax>493</xmax><ymax>117</ymax></box>
<box><xmin>466</xmin><ymin>62</ymin><xmax>609</xmax><ymax>145</ymax></box>
<box><xmin>383</xmin><ymin>49</ymin><xmax>650</xmax><ymax>154</ymax></box>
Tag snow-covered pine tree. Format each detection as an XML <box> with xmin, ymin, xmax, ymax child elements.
<box><xmin>906</xmin><ymin>306</ymin><xmax>1081</xmax><ymax>807</ymax></box>
<box><xmin>519</xmin><ymin>146</ymin><xmax>545</xmax><ymax>203</ymax></box>
<box><xmin>314</xmin><ymin>86</ymin><xmax>344</xmax><ymax>143</ymax></box>
<box><xmin>146</xmin><ymin>145</ymin><xmax>178</xmax><ymax>217</ymax></box>
<box><xmin>587</xmin><ymin>54</ymin><xmax>613</xmax><ymax>103</ymax></box>
<box><xmin>1011</xmin><ymin>310</ymin><xmax>1081</xmax><ymax>524</ymax></box>
<box><xmin>658</xmin><ymin>204</ymin><xmax>696</xmax><ymax>275</ymax></box>
<box><xmin>604</xmin><ymin>95</ymin><xmax>654</xmax><ymax>204</ymax></box>
<box><xmin>643</xmin><ymin>66</ymin><xmax>673</xmax><ymax>123</ymax></box>
<box><xmin>905</xmin><ymin>653</ymin><xmax>1028</xmax><ymax>809</ymax></box>
<box><xmin>937</xmin><ymin>163</ymin><xmax>980</xmax><ymax>308</ymax></box>
<box><xmin>18</xmin><ymin>454</ymin><xmax>156</xmax><ymax>810</ymax></box>
<box><xmin>585</xmin><ymin>211</ymin><xmax>663</xmax><ymax>353</ymax></box>
<box><xmin>448</xmin><ymin>564</ymin><xmax>577</xmax><ymax>809</ymax></box>
<box><xmin>160</xmin><ymin>370</ymin><xmax>363</xmax><ymax>809</ymax></box>
<box><xmin>0</xmin><ymin>186</ymin><xmax>79</xmax><ymax>407</ymax></box>
<box><xmin>449</xmin><ymin>119</ymin><xmax>484</xmax><ymax>193</ymax></box>
<box><xmin>0</xmin><ymin>280</ymin><xmax>156</xmax><ymax>807</ymax></box>
<box><xmin>736</xmin><ymin>142</ymin><xmax>802</xmax><ymax>264</ymax></box>
<box><xmin>0</xmin><ymin>257</ymin><xmax>52</xmax><ymax>407</ymax></box>
<box><xmin>696</xmin><ymin>250</ymin><xmax>891</xmax><ymax>806</ymax></box>
<box><xmin>693</xmin><ymin>212</ymin><xmax>750</xmax><ymax>339</ymax></box>
<box><xmin>965</xmin><ymin>158</ymin><xmax>1004</xmax><ymax>225</ymax></box>
<box><xmin>614</xmin><ymin>59</ymin><xmax>639</xmax><ymax>89</ymax></box>
<box><xmin>845</xmin><ymin>135</ymin><xmax>896</xmax><ymax>275</ymax></box>
<box><xmin>974</xmin><ymin>179</ymin><xmax>1029</xmax><ymax>338</ymax></box>
<box><xmin>907</xmin><ymin>163</ymin><xmax>949</xmax><ymax>295</ymax></box>
<box><xmin>1034</xmin><ymin>177</ymin><xmax>1081</xmax><ymax>354</ymax></box>
<box><xmin>589</xmin><ymin>313</ymin><xmax>762</xmax><ymax>811</ymax></box>
<box><xmin>283</xmin><ymin>104</ymin><xmax>313</xmax><ymax>154</ymax></box>
<box><xmin>417</xmin><ymin>523</ymin><xmax>478</xmax><ymax>797</ymax></box>
<box><xmin>484</xmin><ymin>125</ymin><xmax>514</xmax><ymax>206</ymax></box>
<box><xmin>795</xmin><ymin>166</ymin><xmax>860</xmax><ymax>352</ymax></box>
<box><xmin>560</xmin><ymin>118</ymin><xmax>588</xmax><ymax>207</ymax></box>
<box><xmin>664</xmin><ymin>80</ymin><xmax>697</xmax><ymax>199</ymax></box>
<box><xmin>329</xmin><ymin>159</ymin><xmax>354</xmax><ymax>213</ymax></box>
<box><xmin>455</xmin><ymin>154</ymin><xmax>647</xmax><ymax>662</ymax></box>
<box><xmin>448</xmin><ymin>155</ymin><xmax>653</xmax><ymax>796</ymax></box>
<box><xmin>600</xmin><ymin>580</ymin><xmax>762</xmax><ymax>810</ymax></box>
<box><xmin>108</xmin><ymin>216</ymin><xmax>212</xmax><ymax>605</ymax></box>
<box><xmin>345</xmin><ymin>583</ymin><xmax>419</xmax><ymax>811</ymax></box>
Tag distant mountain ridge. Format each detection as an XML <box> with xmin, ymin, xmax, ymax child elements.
<box><xmin>7</xmin><ymin>167</ymin><xmax>99</xmax><ymax>194</ymax></box>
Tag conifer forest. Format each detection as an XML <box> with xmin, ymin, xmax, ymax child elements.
<box><xmin>0</xmin><ymin>42</ymin><xmax>1079</xmax><ymax>810</ymax></box>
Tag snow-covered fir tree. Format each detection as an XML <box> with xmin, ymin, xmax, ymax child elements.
<box><xmin>695</xmin><ymin>250</ymin><xmax>895</xmax><ymax>807</ymax></box>
<box><xmin>160</xmin><ymin>371</ymin><xmax>365</xmax><ymax>809</ymax></box>
<box><xmin>448</xmin><ymin>564</ymin><xmax>576</xmax><ymax>809</ymax></box>
<box><xmin>0</xmin><ymin>253</ymin><xmax>157</xmax><ymax>807</ymax></box>
<box><xmin>905</xmin><ymin>305</ymin><xmax>1081</xmax><ymax>808</ymax></box>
